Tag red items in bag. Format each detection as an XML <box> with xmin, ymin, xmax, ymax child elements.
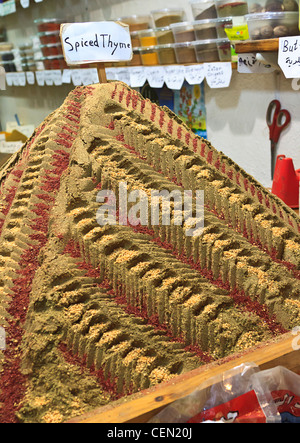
<box><xmin>188</xmin><ymin>390</ymin><xmax>266</xmax><ymax>423</ymax></box>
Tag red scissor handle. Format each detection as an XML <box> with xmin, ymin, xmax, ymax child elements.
<box><xmin>267</xmin><ymin>100</ymin><xmax>291</xmax><ymax>143</ymax></box>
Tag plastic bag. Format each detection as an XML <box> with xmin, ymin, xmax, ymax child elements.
<box><xmin>149</xmin><ymin>363</ymin><xmax>280</xmax><ymax>423</ymax></box>
<box><xmin>254</xmin><ymin>366</ymin><xmax>300</xmax><ymax>423</ymax></box>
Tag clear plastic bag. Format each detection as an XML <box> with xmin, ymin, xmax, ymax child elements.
<box><xmin>254</xmin><ymin>366</ymin><xmax>300</xmax><ymax>423</ymax></box>
<box><xmin>149</xmin><ymin>362</ymin><xmax>281</xmax><ymax>423</ymax></box>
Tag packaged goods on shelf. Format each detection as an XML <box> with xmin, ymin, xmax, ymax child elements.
<box><xmin>34</xmin><ymin>18</ymin><xmax>64</xmax><ymax>33</ymax></box>
<box><xmin>246</xmin><ymin>10</ymin><xmax>300</xmax><ymax>38</ymax></box>
<box><xmin>156</xmin><ymin>43</ymin><xmax>177</xmax><ymax>64</ymax></box>
<box><xmin>174</xmin><ymin>41</ymin><xmax>198</xmax><ymax>63</ymax></box>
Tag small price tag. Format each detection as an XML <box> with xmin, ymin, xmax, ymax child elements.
<box><xmin>164</xmin><ymin>65</ymin><xmax>185</xmax><ymax>90</ymax></box>
<box><xmin>20</xmin><ymin>0</ymin><xmax>30</xmax><ymax>8</ymax></box>
<box><xmin>184</xmin><ymin>64</ymin><xmax>206</xmax><ymax>85</ymax></box>
<box><xmin>26</xmin><ymin>71</ymin><xmax>35</xmax><ymax>85</ymax></box>
<box><xmin>278</xmin><ymin>37</ymin><xmax>300</xmax><ymax>79</ymax></box>
<box><xmin>71</xmin><ymin>69</ymin><xmax>83</xmax><ymax>86</ymax></box>
<box><xmin>62</xmin><ymin>69</ymin><xmax>72</xmax><ymax>84</ymax></box>
<box><xmin>144</xmin><ymin>66</ymin><xmax>165</xmax><ymax>88</ymax></box>
<box><xmin>128</xmin><ymin>66</ymin><xmax>147</xmax><ymax>88</ymax></box>
<box><xmin>36</xmin><ymin>71</ymin><xmax>45</xmax><ymax>86</ymax></box>
<box><xmin>238</xmin><ymin>53</ymin><xmax>275</xmax><ymax>74</ymax></box>
<box><xmin>0</xmin><ymin>66</ymin><xmax>6</xmax><ymax>90</ymax></box>
<box><xmin>205</xmin><ymin>62</ymin><xmax>232</xmax><ymax>88</ymax></box>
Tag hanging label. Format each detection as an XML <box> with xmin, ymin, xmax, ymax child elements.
<box><xmin>184</xmin><ymin>64</ymin><xmax>205</xmax><ymax>85</ymax></box>
<box><xmin>205</xmin><ymin>62</ymin><xmax>232</xmax><ymax>88</ymax></box>
<box><xmin>60</xmin><ymin>21</ymin><xmax>133</xmax><ymax>65</ymax></box>
<box><xmin>278</xmin><ymin>37</ymin><xmax>300</xmax><ymax>79</ymax></box>
<box><xmin>144</xmin><ymin>66</ymin><xmax>165</xmax><ymax>88</ymax></box>
<box><xmin>164</xmin><ymin>65</ymin><xmax>185</xmax><ymax>90</ymax></box>
<box><xmin>238</xmin><ymin>53</ymin><xmax>275</xmax><ymax>73</ymax></box>
<box><xmin>0</xmin><ymin>66</ymin><xmax>6</xmax><ymax>90</ymax></box>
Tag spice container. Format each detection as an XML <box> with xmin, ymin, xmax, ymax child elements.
<box><xmin>129</xmin><ymin>47</ymin><xmax>143</xmax><ymax>66</ymax></box>
<box><xmin>170</xmin><ymin>22</ymin><xmax>196</xmax><ymax>43</ymax></box>
<box><xmin>41</xmin><ymin>43</ymin><xmax>63</xmax><ymax>57</ymax></box>
<box><xmin>217</xmin><ymin>38</ymin><xmax>232</xmax><ymax>60</ymax></box>
<box><xmin>247</xmin><ymin>0</ymin><xmax>298</xmax><ymax>13</ymax></box>
<box><xmin>42</xmin><ymin>56</ymin><xmax>68</xmax><ymax>70</ymax></box>
<box><xmin>155</xmin><ymin>26</ymin><xmax>175</xmax><ymax>45</ymax></box>
<box><xmin>190</xmin><ymin>0</ymin><xmax>218</xmax><ymax>19</ymax></box>
<box><xmin>138</xmin><ymin>46</ymin><xmax>159</xmax><ymax>65</ymax></box>
<box><xmin>156</xmin><ymin>43</ymin><xmax>177</xmax><ymax>64</ymax></box>
<box><xmin>174</xmin><ymin>41</ymin><xmax>197</xmax><ymax>63</ymax></box>
<box><xmin>119</xmin><ymin>15</ymin><xmax>152</xmax><ymax>31</ymax></box>
<box><xmin>216</xmin><ymin>17</ymin><xmax>233</xmax><ymax>37</ymax></box>
<box><xmin>38</xmin><ymin>31</ymin><xmax>61</xmax><ymax>45</ymax></box>
<box><xmin>34</xmin><ymin>19</ymin><xmax>64</xmax><ymax>33</ymax></box>
<box><xmin>2</xmin><ymin>61</ymin><xmax>16</xmax><ymax>72</ymax></box>
<box><xmin>138</xmin><ymin>29</ymin><xmax>158</xmax><ymax>47</ymax></box>
<box><xmin>151</xmin><ymin>8</ymin><xmax>186</xmax><ymax>27</ymax></box>
<box><xmin>216</xmin><ymin>0</ymin><xmax>249</xmax><ymax>17</ymax></box>
<box><xmin>246</xmin><ymin>11</ymin><xmax>300</xmax><ymax>39</ymax></box>
<box><xmin>193</xmin><ymin>19</ymin><xmax>219</xmax><ymax>39</ymax></box>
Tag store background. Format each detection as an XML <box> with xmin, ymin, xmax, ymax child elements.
<box><xmin>1</xmin><ymin>0</ymin><xmax>299</xmax><ymax>189</ymax></box>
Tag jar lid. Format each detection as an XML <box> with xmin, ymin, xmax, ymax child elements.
<box><xmin>34</xmin><ymin>18</ymin><xmax>64</xmax><ymax>24</ymax></box>
<box><xmin>151</xmin><ymin>8</ymin><xmax>184</xmax><ymax>14</ymax></box>
<box><xmin>38</xmin><ymin>31</ymin><xmax>60</xmax><ymax>37</ymax></box>
<box><xmin>170</xmin><ymin>21</ymin><xmax>194</xmax><ymax>29</ymax></box>
<box><xmin>245</xmin><ymin>11</ymin><xmax>298</xmax><ymax>20</ymax></box>
<box><xmin>40</xmin><ymin>43</ymin><xmax>62</xmax><ymax>48</ymax></box>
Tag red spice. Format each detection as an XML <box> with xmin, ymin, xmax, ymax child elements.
<box><xmin>150</xmin><ymin>104</ymin><xmax>156</xmax><ymax>122</ymax></box>
<box><xmin>192</xmin><ymin>138</ymin><xmax>198</xmax><ymax>153</ymax></box>
<box><xmin>250</xmin><ymin>184</ymin><xmax>256</xmax><ymax>197</ymax></box>
<box><xmin>207</xmin><ymin>151</ymin><xmax>213</xmax><ymax>164</ymax></box>
<box><xmin>177</xmin><ymin>127</ymin><xmax>182</xmax><ymax>140</ymax></box>
<box><xmin>185</xmin><ymin>133</ymin><xmax>191</xmax><ymax>146</ymax></box>
<box><xmin>244</xmin><ymin>178</ymin><xmax>249</xmax><ymax>191</ymax></box>
<box><xmin>168</xmin><ymin>119</ymin><xmax>173</xmax><ymax>135</ymax></box>
<box><xmin>140</xmin><ymin>99</ymin><xmax>146</xmax><ymax>114</ymax></box>
<box><xmin>214</xmin><ymin>158</ymin><xmax>221</xmax><ymax>170</ymax></box>
<box><xmin>126</xmin><ymin>91</ymin><xmax>132</xmax><ymax>108</ymax></box>
<box><xmin>200</xmin><ymin>143</ymin><xmax>206</xmax><ymax>157</ymax></box>
<box><xmin>159</xmin><ymin>110</ymin><xmax>165</xmax><ymax>128</ymax></box>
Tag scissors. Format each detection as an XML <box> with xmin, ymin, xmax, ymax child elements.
<box><xmin>266</xmin><ymin>100</ymin><xmax>291</xmax><ymax>180</ymax></box>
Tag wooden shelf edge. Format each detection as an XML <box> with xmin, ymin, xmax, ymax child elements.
<box><xmin>235</xmin><ymin>38</ymin><xmax>279</xmax><ymax>54</ymax></box>
<box><xmin>66</xmin><ymin>332</ymin><xmax>300</xmax><ymax>424</ymax></box>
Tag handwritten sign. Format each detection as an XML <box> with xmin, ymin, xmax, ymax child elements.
<box><xmin>205</xmin><ymin>62</ymin><xmax>232</xmax><ymax>88</ymax></box>
<box><xmin>60</xmin><ymin>21</ymin><xmax>132</xmax><ymax>65</ymax></box>
<box><xmin>238</xmin><ymin>53</ymin><xmax>275</xmax><ymax>74</ymax></box>
<box><xmin>278</xmin><ymin>37</ymin><xmax>300</xmax><ymax>78</ymax></box>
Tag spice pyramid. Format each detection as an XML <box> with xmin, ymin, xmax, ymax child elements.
<box><xmin>0</xmin><ymin>82</ymin><xmax>300</xmax><ymax>423</ymax></box>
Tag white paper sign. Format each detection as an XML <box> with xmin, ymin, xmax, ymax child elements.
<box><xmin>128</xmin><ymin>66</ymin><xmax>147</xmax><ymax>88</ymax></box>
<box><xmin>205</xmin><ymin>62</ymin><xmax>232</xmax><ymax>88</ymax></box>
<box><xmin>0</xmin><ymin>67</ymin><xmax>6</xmax><ymax>90</ymax></box>
<box><xmin>164</xmin><ymin>65</ymin><xmax>185</xmax><ymax>90</ymax></box>
<box><xmin>0</xmin><ymin>141</ymin><xmax>22</xmax><ymax>153</ymax></box>
<box><xmin>26</xmin><ymin>71</ymin><xmax>35</xmax><ymax>85</ymax></box>
<box><xmin>36</xmin><ymin>71</ymin><xmax>45</xmax><ymax>86</ymax></box>
<box><xmin>184</xmin><ymin>64</ymin><xmax>206</xmax><ymax>85</ymax></box>
<box><xmin>238</xmin><ymin>53</ymin><xmax>275</xmax><ymax>74</ymax></box>
<box><xmin>278</xmin><ymin>37</ymin><xmax>300</xmax><ymax>79</ymax></box>
<box><xmin>144</xmin><ymin>66</ymin><xmax>165</xmax><ymax>88</ymax></box>
<box><xmin>61</xmin><ymin>21</ymin><xmax>132</xmax><ymax>65</ymax></box>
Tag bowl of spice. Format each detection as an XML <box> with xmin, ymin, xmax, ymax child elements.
<box><xmin>190</xmin><ymin>0</ymin><xmax>218</xmax><ymax>19</ymax></box>
<box><xmin>151</xmin><ymin>8</ymin><xmax>186</xmax><ymax>27</ymax></box>
<box><xmin>216</xmin><ymin>0</ymin><xmax>249</xmax><ymax>17</ymax></box>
